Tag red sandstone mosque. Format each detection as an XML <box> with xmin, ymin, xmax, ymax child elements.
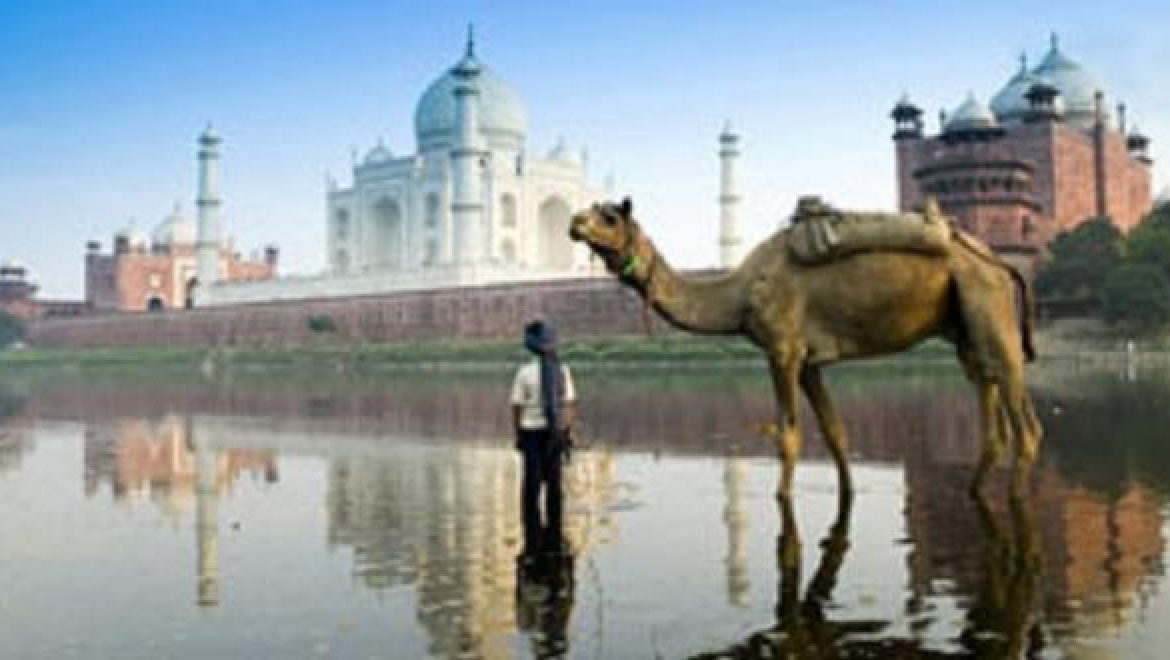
<box><xmin>892</xmin><ymin>34</ymin><xmax>1154</xmax><ymax>274</ymax></box>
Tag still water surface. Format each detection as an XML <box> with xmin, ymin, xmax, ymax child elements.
<box><xmin>0</xmin><ymin>363</ymin><xmax>1167</xmax><ymax>658</ymax></box>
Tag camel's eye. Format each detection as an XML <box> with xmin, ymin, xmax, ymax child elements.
<box><xmin>603</xmin><ymin>212</ymin><xmax>617</xmax><ymax>227</ymax></box>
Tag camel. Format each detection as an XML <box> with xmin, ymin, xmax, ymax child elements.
<box><xmin>569</xmin><ymin>197</ymin><xmax>1042</xmax><ymax>497</ymax></box>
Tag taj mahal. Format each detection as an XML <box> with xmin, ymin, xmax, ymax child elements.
<box><xmin>196</xmin><ymin>32</ymin><xmax>743</xmax><ymax>307</ymax></box>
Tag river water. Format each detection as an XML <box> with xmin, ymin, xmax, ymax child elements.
<box><xmin>0</xmin><ymin>361</ymin><xmax>1167</xmax><ymax>658</ymax></box>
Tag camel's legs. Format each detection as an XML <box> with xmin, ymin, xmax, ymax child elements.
<box><xmin>970</xmin><ymin>380</ymin><xmax>1004</xmax><ymax>494</ymax></box>
<box><xmin>767</xmin><ymin>354</ymin><xmax>801</xmax><ymax>499</ymax></box>
<box><xmin>800</xmin><ymin>366</ymin><xmax>853</xmax><ymax>495</ymax></box>
<box><xmin>960</xmin><ymin>348</ymin><xmax>1003</xmax><ymax>494</ymax></box>
<box><xmin>999</xmin><ymin>367</ymin><xmax>1040</xmax><ymax>496</ymax></box>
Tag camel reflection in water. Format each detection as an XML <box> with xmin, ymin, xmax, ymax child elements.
<box><xmin>692</xmin><ymin>492</ymin><xmax>1044</xmax><ymax>658</ymax></box>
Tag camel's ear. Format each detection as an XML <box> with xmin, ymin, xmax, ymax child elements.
<box><xmin>619</xmin><ymin>197</ymin><xmax>633</xmax><ymax>218</ymax></box>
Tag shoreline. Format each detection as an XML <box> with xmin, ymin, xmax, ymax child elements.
<box><xmin>0</xmin><ymin>331</ymin><xmax>1159</xmax><ymax>378</ymax></box>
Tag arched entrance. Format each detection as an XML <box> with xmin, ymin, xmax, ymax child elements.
<box><xmin>371</xmin><ymin>197</ymin><xmax>402</xmax><ymax>269</ymax></box>
<box><xmin>185</xmin><ymin>278</ymin><xmax>197</xmax><ymax>309</ymax></box>
<box><xmin>538</xmin><ymin>196</ymin><xmax>573</xmax><ymax>270</ymax></box>
<box><xmin>147</xmin><ymin>297</ymin><xmax>165</xmax><ymax>312</ymax></box>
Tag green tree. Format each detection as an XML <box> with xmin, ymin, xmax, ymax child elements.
<box><xmin>1100</xmin><ymin>262</ymin><xmax>1170</xmax><ymax>332</ymax></box>
<box><xmin>0</xmin><ymin>310</ymin><xmax>25</xmax><ymax>349</ymax></box>
<box><xmin>1035</xmin><ymin>216</ymin><xmax>1123</xmax><ymax>308</ymax></box>
<box><xmin>1125</xmin><ymin>204</ymin><xmax>1170</xmax><ymax>280</ymax></box>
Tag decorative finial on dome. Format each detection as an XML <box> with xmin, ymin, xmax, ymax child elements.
<box><xmin>1019</xmin><ymin>52</ymin><xmax>1028</xmax><ymax>72</ymax></box>
<box><xmin>1050</xmin><ymin>32</ymin><xmax>1060</xmax><ymax>51</ymax></box>
<box><xmin>466</xmin><ymin>23</ymin><xmax>475</xmax><ymax>58</ymax></box>
<box><xmin>722</xmin><ymin>119</ymin><xmax>734</xmax><ymax>135</ymax></box>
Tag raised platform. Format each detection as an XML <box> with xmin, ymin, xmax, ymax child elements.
<box><xmin>27</xmin><ymin>274</ymin><xmax>678</xmax><ymax>349</ymax></box>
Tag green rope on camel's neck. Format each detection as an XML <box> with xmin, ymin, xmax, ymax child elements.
<box><xmin>622</xmin><ymin>254</ymin><xmax>641</xmax><ymax>277</ymax></box>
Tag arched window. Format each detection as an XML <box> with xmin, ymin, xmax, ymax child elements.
<box><xmin>425</xmin><ymin>193</ymin><xmax>440</xmax><ymax>229</ymax></box>
<box><xmin>423</xmin><ymin>239</ymin><xmax>439</xmax><ymax>267</ymax></box>
<box><xmin>371</xmin><ymin>197</ymin><xmax>402</xmax><ymax>269</ymax></box>
<box><xmin>335</xmin><ymin>209</ymin><xmax>350</xmax><ymax>240</ymax></box>
<box><xmin>501</xmin><ymin>238</ymin><xmax>516</xmax><ymax>264</ymax></box>
<box><xmin>335</xmin><ymin>249</ymin><xmax>350</xmax><ymax>273</ymax></box>
<box><xmin>185</xmin><ymin>278</ymin><xmax>197</xmax><ymax>309</ymax></box>
<box><xmin>1022</xmin><ymin>216</ymin><xmax>1035</xmax><ymax>240</ymax></box>
<box><xmin>538</xmin><ymin>196</ymin><xmax>574</xmax><ymax>270</ymax></box>
<box><xmin>500</xmin><ymin>193</ymin><xmax>517</xmax><ymax>228</ymax></box>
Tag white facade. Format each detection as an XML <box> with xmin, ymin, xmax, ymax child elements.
<box><xmin>199</xmin><ymin>33</ymin><xmax>608</xmax><ymax>307</ymax></box>
<box><xmin>322</xmin><ymin>34</ymin><xmax>606</xmax><ymax>289</ymax></box>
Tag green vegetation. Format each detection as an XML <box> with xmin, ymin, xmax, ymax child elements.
<box><xmin>306</xmin><ymin>314</ymin><xmax>338</xmax><ymax>334</ymax></box>
<box><xmin>0</xmin><ymin>310</ymin><xmax>24</xmax><ymax>349</ymax></box>
<box><xmin>0</xmin><ymin>334</ymin><xmax>959</xmax><ymax>375</ymax></box>
<box><xmin>1037</xmin><ymin>203</ymin><xmax>1170</xmax><ymax>334</ymax></box>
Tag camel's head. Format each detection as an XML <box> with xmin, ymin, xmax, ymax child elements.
<box><xmin>569</xmin><ymin>197</ymin><xmax>646</xmax><ymax>280</ymax></box>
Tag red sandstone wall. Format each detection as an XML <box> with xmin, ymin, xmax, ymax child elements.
<box><xmin>85</xmin><ymin>254</ymin><xmax>118</xmax><ymax>310</ymax></box>
<box><xmin>25</xmin><ymin>277</ymin><xmax>664</xmax><ymax>349</ymax></box>
<box><xmin>115</xmin><ymin>253</ymin><xmax>176</xmax><ymax>311</ymax></box>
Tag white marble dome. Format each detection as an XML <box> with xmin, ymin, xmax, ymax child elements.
<box><xmin>414</xmin><ymin>42</ymin><xmax>527</xmax><ymax>153</ymax></box>
<box><xmin>152</xmin><ymin>204</ymin><xmax>196</xmax><ymax>246</ymax></box>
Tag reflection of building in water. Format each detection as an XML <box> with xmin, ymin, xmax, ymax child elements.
<box><xmin>0</xmin><ymin>428</ymin><xmax>34</xmax><ymax>474</ymax></box>
<box><xmin>901</xmin><ymin>412</ymin><xmax>1166</xmax><ymax>649</ymax></box>
<box><xmin>82</xmin><ymin>415</ymin><xmax>276</xmax><ymax>519</ymax></box>
<box><xmin>194</xmin><ymin>433</ymin><xmax>220</xmax><ymax>607</ymax></box>
<box><xmin>81</xmin><ymin>415</ymin><xmax>276</xmax><ymax>607</ymax></box>
<box><xmin>326</xmin><ymin>444</ymin><xmax>615</xmax><ymax>659</ymax></box>
<box><xmin>723</xmin><ymin>456</ymin><xmax>749</xmax><ymax>607</ymax></box>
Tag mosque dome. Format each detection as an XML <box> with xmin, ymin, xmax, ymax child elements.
<box><xmin>115</xmin><ymin>222</ymin><xmax>150</xmax><ymax>250</ymax></box>
<box><xmin>991</xmin><ymin>55</ymin><xmax>1044</xmax><ymax>122</ymax></box>
<box><xmin>1030</xmin><ymin>35</ymin><xmax>1106</xmax><ymax>127</ymax></box>
<box><xmin>152</xmin><ymin>204</ymin><xmax>196</xmax><ymax>246</ymax></box>
<box><xmin>414</xmin><ymin>34</ymin><xmax>527</xmax><ymax>153</ymax></box>
<box><xmin>945</xmin><ymin>93</ymin><xmax>998</xmax><ymax>132</ymax></box>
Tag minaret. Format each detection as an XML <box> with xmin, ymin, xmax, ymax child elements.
<box><xmin>195</xmin><ymin>125</ymin><xmax>223</xmax><ymax>298</ymax></box>
<box><xmin>891</xmin><ymin>94</ymin><xmax>924</xmax><ymax>212</ymax></box>
<box><xmin>718</xmin><ymin>121</ymin><xmax>743</xmax><ymax>269</ymax></box>
<box><xmin>450</xmin><ymin>27</ymin><xmax>485</xmax><ymax>275</ymax></box>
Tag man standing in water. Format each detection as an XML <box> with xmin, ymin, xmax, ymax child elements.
<box><xmin>511</xmin><ymin>319</ymin><xmax>577</xmax><ymax>530</ymax></box>
<box><xmin>511</xmin><ymin>319</ymin><xmax>577</xmax><ymax>656</ymax></box>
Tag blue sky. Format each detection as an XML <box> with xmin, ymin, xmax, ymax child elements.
<box><xmin>2</xmin><ymin>0</ymin><xmax>1168</xmax><ymax>297</ymax></box>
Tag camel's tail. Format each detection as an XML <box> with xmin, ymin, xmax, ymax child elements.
<box><xmin>953</xmin><ymin>230</ymin><xmax>1037</xmax><ymax>363</ymax></box>
<box><xmin>1006</xmin><ymin>264</ymin><xmax>1037</xmax><ymax>363</ymax></box>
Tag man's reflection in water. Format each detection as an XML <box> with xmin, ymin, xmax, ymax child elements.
<box><xmin>515</xmin><ymin>483</ymin><xmax>575</xmax><ymax>658</ymax></box>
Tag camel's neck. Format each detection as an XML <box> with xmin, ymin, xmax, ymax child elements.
<box><xmin>633</xmin><ymin>246</ymin><xmax>748</xmax><ymax>336</ymax></box>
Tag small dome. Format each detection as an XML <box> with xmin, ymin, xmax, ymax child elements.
<box><xmin>0</xmin><ymin>259</ymin><xmax>27</xmax><ymax>276</ymax></box>
<box><xmin>364</xmin><ymin>141</ymin><xmax>393</xmax><ymax>164</ymax></box>
<box><xmin>1031</xmin><ymin>34</ymin><xmax>1106</xmax><ymax>127</ymax></box>
<box><xmin>115</xmin><ymin>222</ymin><xmax>150</xmax><ymax>249</ymax></box>
<box><xmin>414</xmin><ymin>34</ymin><xmax>527</xmax><ymax>153</ymax></box>
<box><xmin>152</xmin><ymin>204</ymin><xmax>196</xmax><ymax>246</ymax></box>
<box><xmin>946</xmin><ymin>93</ymin><xmax>998</xmax><ymax>132</ymax></box>
<box><xmin>547</xmin><ymin>136</ymin><xmax>579</xmax><ymax>163</ymax></box>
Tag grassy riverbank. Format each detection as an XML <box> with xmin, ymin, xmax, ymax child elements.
<box><xmin>0</xmin><ymin>334</ymin><xmax>965</xmax><ymax>375</ymax></box>
<box><xmin>2</xmin><ymin>320</ymin><xmax>1162</xmax><ymax>376</ymax></box>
